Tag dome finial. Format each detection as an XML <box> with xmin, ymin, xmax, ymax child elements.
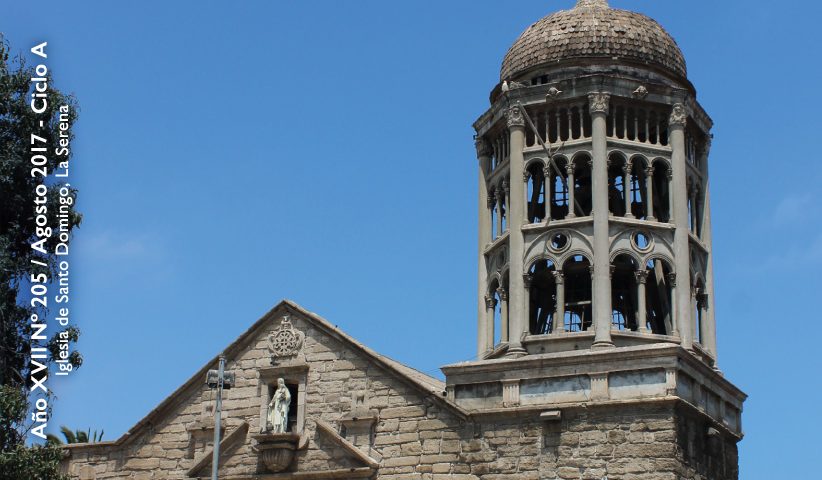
<box><xmin>575</xmin><ymin>0</ymin><xmax>609</xmax><ymax>8</ymax></box>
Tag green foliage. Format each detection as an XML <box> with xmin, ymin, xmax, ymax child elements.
<box><xmin>0</xmin><ymin>35</ymin><xmax>81</xmax><ymax>479</ymax></box>
<box><xmin>45</xmin><ymin>426</ymin><xmax>103</xmax><ymax>445</ymax></box>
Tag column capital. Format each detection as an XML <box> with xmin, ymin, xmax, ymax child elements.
<box><xmin>523</xmin><ymin>273</ymin><xmax>533</xmax><ymax>288</ymax></box>
<box><xmin>506</xmin><ymin>105</ymin><xmax>525</xmax><ymax>129</ymax></box>
<box><xmin>496</xmin><ymin>287</ymin><xmax>509</xmax><ymax>301</ymax></box>
<box><xmin>552</xmin><ymin>270</ymin><xmax>565</xmax><ymax>284</ymax></box>
<box><xmin>666</xmin><ymin>168</ymin><xmax>673</xmax><ymax>180</ymax></box>
<box><xmin>543</xmin><ymin>165</ymin><xmax>553</xmax><ymax>179</ymax></box>
<box><xmin>669</xmin><ymin>103</ymin><xmax>688</xmax><ymax>127</ymax></box>
<box><xmin>634</xmin><ymin>270</ymin><xmax>649</xmax><ymax>284</ymax></box>
<box><xmin>622</xmin><ymin>163</ymin><xmax>632</xmax><ymax>175</ymax></box>
<box><xmin>484</xmin><ymin>294</ymin><xmax>497</xmax><ymax>309</ymax></box>
<box><xmin>644</xmin><ymin>165</ymin><xmax>655</xmax><ymax>177</ymax></box>
<box><xmin>475</xmin><ymin>137</ymin><xmax>493</xmax><ymax>158</ymax></box>
<box><xmin>565</xmin><ymin>163</ymin><xmax>575</xmax><ymax>176</ymax></box>
<box><xmin>666</xmin><ymin>272</ymin><xmax>677</xmax><ymax>287</ymax></box>
<box><xmin>588</xmin><ymin>265</ymin><xmax>596</xmax><ymax>278</ymax></box>
<box><xmin>502</xmin><ymin>178</ymin><xmax>510</xmax><ymax>194</ymax></box>
<box><xmin>587</xmin><ymin>92</ymin><xmax>611</xmax><ymax>115</ymax></box>
<box><xmin>487</xmin><ymin>191</ymin><xmax>496</xmax><ymax>209</ymax></box>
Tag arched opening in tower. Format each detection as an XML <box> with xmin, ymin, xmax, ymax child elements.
<box><xmin>528</xmin><ymin>259</ymin><xmax>556</xmax><ymax>334</ymax></box>
<box><xmin>651</xmin><ymin>159</ymin><xmax>671</xmax><ymax>222</ymax></box>
<box><xmin>562</xmin><ymin>255</ymin><xmax>592</xmax><ymax>332</ymax></box>
<box><xmin>611</xmin><ymin>254</ymin><xmax>639</xmax><ymax>330</ymax></box>
<box><xmin>526</xmin><ymin>163</ymin><xmax>546</xmax><ymax>223</ymax></box>
<box><xmin>608</xmin><ymin>152</ymin><xmax>629</xmax><ymax>217</ymax></box>
<box><xmin>645</xmin><ymin>258</ymin><xmax>674</xmax><ymax>335</ymax></box>
<box><xmin>571</xmin><ymin>154</ymin><xmax>592</xmax><ymax>217</ymax></box>
<box><xmin>628</xmin><ymin>155</ymin><xmax>649</xmax><ymax>219</ymax></box>
<box><xmin>547</xmin><ymin>157</ymin><xmax>570</xmax><ymax>221</ymax></box>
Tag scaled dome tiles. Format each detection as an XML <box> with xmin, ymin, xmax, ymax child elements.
<box><xmin>500</xmin><ymin>3</ymin><xmax>687</xmax><ymax>81</ymax></box>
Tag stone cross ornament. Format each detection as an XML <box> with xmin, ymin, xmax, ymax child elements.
<box><xmin>268</xmin><ymin>314</ymin><xmax>305</xmax><ymax>361</ymax></box>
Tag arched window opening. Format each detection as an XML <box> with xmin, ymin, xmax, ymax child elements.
<box><xmin>608</xmin><ymin>154</ymin><xmax>628</xmax><ymax>217</ymax></box>
<box><xmin>490</xmin><ymin>190</ymin><xmax>498</xmax><ymax>241</ymax></box>
<box><xmin>693</xmin><ymin>279</ymin><xmax>706</xmax><ymax>345</ymax></box>
<box><xmin>548</xmin><ymin>159</ymin><xmax>569</xmax><ymax>221</ymax></box>
<box><xmin>611</xmin><ymin>254</ymin><xmax>639</xmax><ymax>330</ymax></box>
<box><xmin>645</xmin><ymin>259</ymin><xmax>674</xmax><ymax>335</ymax></box>
<box><xmin>493</xmin><ymin>288</ymin><xmax>503</xmax><ymax>345</ymax></box>
<box><xmin>629</xmin><ymin>159</ymin><xmax>647</xmax><ymax>219</ymax></box>
<box><xmin>562</xmin><ymin>255</ymin><xmax>592</xmax><ymax>332</ymax></box>
<box><xmin>570</xmin><ymin>107</ymin><xmax>582</xmax><ymax>139</ymax></box>
<box><xmin>526</xmin><ymin>164</ymin><xmax>546</xmax><ymax>224</ymax></box>
<box><xmin>651</xmin><ymin>160</ymin><xmax>671</xmax><ymax>222</ymax></box>
<box><xmin>528</xmin><ymin>260</ymin><xmax>556</xmax><ymax>335</ymax></box>
<box><xmin>572</xmin><ymin>156</ymin><xmax>593</xmax><ymax>217</ymax></box>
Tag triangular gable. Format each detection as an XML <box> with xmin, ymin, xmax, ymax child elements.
<box><xmin>64</xmin><ymin>299</ymin><xmax>467</xmax><ymax>455</ymax></box>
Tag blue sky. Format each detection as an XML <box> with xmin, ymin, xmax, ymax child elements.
<box><xmin>4</xmin><ymin>1</ymin><xmax>821</xmax><ymax>477</ymax></box>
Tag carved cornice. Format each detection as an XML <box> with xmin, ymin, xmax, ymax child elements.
<box><xmin>588</xmin><ymin>92</ymin><xmax>611</xmax><ymax>115</ymax></box>
<box><xmin>669</xmin><ymin>103</ymin><xmax>688</xmax><ymax>127</ymax></box>
<box><xmin>506</xmin><ymin>105</ymin><xmax>525</xmax><ymax>129</ymax></box>
<box><xmin>475</xmin><ymin>138</ymin><xmax>492</xmax><ymax>158</ymax></box>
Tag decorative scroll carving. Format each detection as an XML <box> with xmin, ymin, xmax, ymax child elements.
<box><xmin>669</xmin><ymin>103</ymin><xmax>688</xmax><ymax>127</ymax></box>
<box><xmin>506</xmin><ymin>105</ymin><xmax>525</xmax><ymax>128</ymax></box>
<box><xmin>587</xmin><ymin>92</ymin><xmax>611</xmax><ymax>115</ymax></box>
<box><xmin>268</xmin><ymin>315</ymin><xmax>305</xmax><ymax>360</ymax></box>
<box><xmin>475</xmin><ymin>138</ymin><xmax>492</xmax><ymax>158</ymax></box>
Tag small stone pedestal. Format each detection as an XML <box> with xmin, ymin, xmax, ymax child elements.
<box><xmin>252</xmin><ymin>432</ymin><xmax>301</xmax><ymax>473</ymax></box>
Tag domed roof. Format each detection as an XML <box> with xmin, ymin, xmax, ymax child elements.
<box><xmin>500</xmin><ymin>0</ymin><xmax>686</xmax><ymax>81</ymax></box>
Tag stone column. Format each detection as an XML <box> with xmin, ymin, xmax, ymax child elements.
<box><xmin>635</xmin><ymin>270</ymin><xmax>650</xmax><ymax>333</ymax></box>
<box><xmin>484</xmin><ymin>294</ymin><xmax>496</xmax><ymax>353</ymax></box>
<box><xmin>496</xmin><ymin>192</ymin><xmax>504</xmax><ymax>238</ymax></box>
<box><xmin>697</xmin><ymin>290</ymin><xmax>709</xmax><ymax>349</ymax></box>
<box><xmin>476</xmin><ymin>139</ymin><xmax>493</xmax><ymax>358</ymax></box>
<box><xmin>669</xmin><ymin>103</ymin><xmax>693</xmax><ymax>350</ymax></box>
<box><xmin>552</xmin><ymin>271</ymin><xmax>565</xmax><ymax>334</ymax></box>
<box><xmin>498</xmin><ymin>287</ymin><xmax>509</xmax><ymax>343</ymax></box>
<box><xmin>589</xmin><ymin>93</ymin><xmax>614</xmax><ymax>349</ymax></box>
<box><xmin>543</xmin><ymin>165</ymin><xmax>553</xmax><ymax>223</ymax></box>
<box><xmin>701</xmin><ymin>165</ymin><xmax>718</xmax><ymax>361</ymax></box>
<box><xmin>645</xmin><ymin>166</ymin><xmax>656</xmax><ymax>221</ymax></box>
<box><xmin>506</xmin><ymin>105</ymin><xmax>528</xmax><ymax>357</ymax></box>
<box><xmin>623</xmin><ymin>162</ymin><xmax>634</xmax><ymax>218</ymax></box>
<box><xmin>667</xmin><ymin>272</ymin><xmax>679</xmax><ymax>337</ymax></box>
<box><xmin>566</xmin><ymin>163</ymin><xmax>576</xmax><ymax>218</ymax></box>
<box><xmin>690</xmin><ymin>287</ymin><xmax>699</xmax><ymax>344</ymax></box>
<box><xmin>503</xmin><ymin>179</ymin><xmax>511</xmax><ymax>232</ymax></box>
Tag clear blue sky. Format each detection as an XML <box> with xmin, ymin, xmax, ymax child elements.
<box><xmin>5</xmin><ymin>1</ymin><xmax>821</xmax><ymax>477</ymax></box>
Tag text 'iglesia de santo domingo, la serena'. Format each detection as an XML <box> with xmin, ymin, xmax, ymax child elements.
<box><xmin>62</xmin><ymin>1</ymin><xmax>746</xmax><ymax>479</ymax></box>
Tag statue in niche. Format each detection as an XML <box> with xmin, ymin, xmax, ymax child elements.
<box><xmin>266</xmin><ymin>378</ymin><xmax>291</xmax><ymax>433</ymax></box>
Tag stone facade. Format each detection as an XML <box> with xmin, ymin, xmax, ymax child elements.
<box><xmin>64</xmin><ymin>301</ymin><xmax>740</xmax><ymax>480</ymax></box>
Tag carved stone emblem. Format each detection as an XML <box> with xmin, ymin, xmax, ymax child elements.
<box><xmin>506</xmin><ymin>105</ymin><xmax>525</xmax><ymax>128</ymax></box>
<box><xmin>669</xmin><ymin>103</ymin><xmax>688</xmax><ymax>127</ymax></box>
<box><xmin>268</xmin><ymin>315</ymin><xmax>305</xmax><ymax>360</ymax></box>
<box><xmin>587</xmin><ymin>92</ymin><xmax>611</xmax><ymax>115</ymax></box>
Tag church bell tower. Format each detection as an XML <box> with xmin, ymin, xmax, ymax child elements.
<box><xmin>445</xmin><ymin>1</ymin><xmax>746</xmax><ymax>477</ymax></box>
